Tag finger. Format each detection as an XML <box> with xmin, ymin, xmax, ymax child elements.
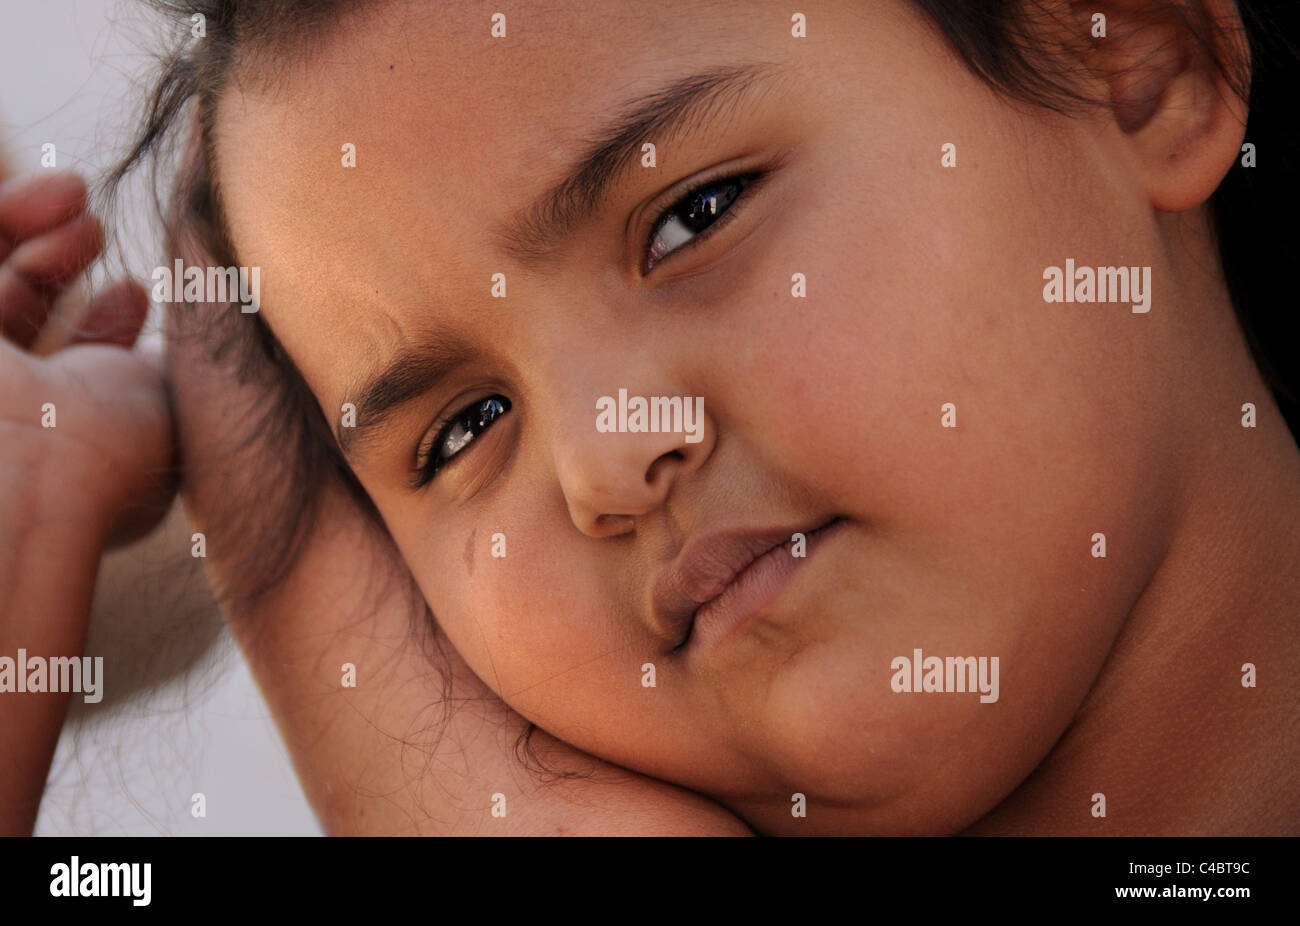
<box><xmin>0</xmin><ymin>213</ymin><xmax>104</xmax><ymax>347</ymax></box>
<box><xmin>0</xmin><ymin>172</ymin><xmax>88</xmax><ymax>264</ymax></box>
<box><xmin>41</xmin><ymin>342</ymin><xmax>177</xmax><ymax>550</ymax></box>
<box><xmin>69</xmin><ymin>279</ymin><xmax>150</xmax><ymax>349</ymax></box>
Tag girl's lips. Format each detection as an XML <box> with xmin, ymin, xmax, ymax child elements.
<box><xmin>650</xmin><ymin>517</ymin><xmax>844</xmax><ymax>651</ymax></box>
<box><xmin>687</xmin><ymin>517</ymin><xmax>843</xmax><ymax>650</ymax></box>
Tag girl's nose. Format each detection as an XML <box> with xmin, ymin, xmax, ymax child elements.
<box><xmin>550</xmin><ymin>389</ymin><xmax>715</xmax><ymax>538</ymax></box>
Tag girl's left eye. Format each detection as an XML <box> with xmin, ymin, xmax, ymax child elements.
<box><xmin>644</xmin><ymin>172</ymin><xmax>760</xmax><ymax>272</ymax></box>
<box><xmin>413</xmin><ymin>395</ymin><xmax>512</xmax><ymax>488</ymax></box>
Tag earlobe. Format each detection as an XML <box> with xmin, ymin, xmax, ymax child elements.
<box><xmin>1071</xmin><ymin>0</ymin><xmax>1250</xmax><ymax>213</ymax></box>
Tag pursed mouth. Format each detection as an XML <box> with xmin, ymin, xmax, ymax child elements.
<box><xmin>667</xmin><ymin>515</ymin><xmax>844</xmax><ymax>652</ymax></box>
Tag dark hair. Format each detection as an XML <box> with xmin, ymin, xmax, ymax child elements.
<box><xmin>99</xmin><ymin>0</ymin><xmax>1297</xmax><ymax>779</ymax></box>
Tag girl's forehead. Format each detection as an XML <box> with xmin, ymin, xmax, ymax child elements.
<box><xmin>209</xmin><ymin>0</ymin><xmax>922</xmax><ymax>399</ymax></box>
<box><xmin>215</xmin><ymin>0</ymin><xmax>902</xmax><ymax>142</ymax></box>
<box><xmin>233</xmin><ymin>0</ymin><xmax>790</xmax><ymax>94</ymax></box>
<box><xmin>212</xmin><ymin>0</ymin><xmax>918</xmax><ymax>241</ymax></box>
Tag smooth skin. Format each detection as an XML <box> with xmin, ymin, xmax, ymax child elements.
<box><xmin>3</xmin><ymin>0</ymin><xmax>1296</xmax><ymax>835</ymax></box>
<box><xmin>203</xmin><ymin>0</ymin><xmax>1297</xmax><ymax>834</ymax></box>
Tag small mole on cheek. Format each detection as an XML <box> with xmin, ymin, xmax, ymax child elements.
<box><xmin>389</xmin><ymin>64</ymin><xmax>394</xmax><ymax>71</ymax></box>
<box><xmin>464</xmin><ymin>528</ymin><xmax>476</xmax><ymax>576</ymax></box>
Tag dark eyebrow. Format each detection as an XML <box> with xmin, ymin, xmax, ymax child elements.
<box><xmin>337</xmin><ymin>327</ymin><xmax>472</xmax><ymax>462</ymax></box>
<box><xmin>339</xmin><ymin>64</ymin><xmax>783</xmax><ymax>462</ymax></box>
<box><xmin>495</xmin><ymin>61</ymin><xmax>783</xmax><ymax>264</ymax></box>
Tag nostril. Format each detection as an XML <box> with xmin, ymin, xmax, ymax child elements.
<box><xmin>646</xmin><ymin>449</ymin><xmax>684</xmax><ymax>485</ymax></box>
<box><xmin>591</xmin><ymin>513</ymin><xmax>635</xmax><ymax>537</ymax></box>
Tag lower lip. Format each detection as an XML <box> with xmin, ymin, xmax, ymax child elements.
<box><xmin>687</xmin><ymin>519</ymin><xmax>843</xmax><ymax>650</ymax></box>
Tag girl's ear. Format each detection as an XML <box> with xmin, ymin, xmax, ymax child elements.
<box><xmin>1066</xmin><ymin>0</ymin><xmax>1251</xmax><ymax>212</ymax></box>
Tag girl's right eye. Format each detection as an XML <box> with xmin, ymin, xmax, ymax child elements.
<box><xmin>414</xmin><ymin>395</ymin><xmax>512</xmax><ymax>488</ymax></box>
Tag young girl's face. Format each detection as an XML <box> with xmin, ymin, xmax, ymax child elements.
<box><xmin>214</xmin><ymin>0</ymin><xmax>1193</xmax><ymax>832</ymax></box>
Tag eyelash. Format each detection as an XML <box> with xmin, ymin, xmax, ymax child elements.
<box><xmin>411</xmin><ymin>170</ymin><xmax>764</xmax><ymax>488</ymax></box>
<box><xmin>413</xmin><ymin>395</ymin><xmax>512</xmax><ymax>488</ymax></box>
<box><xmin>643</xmin><ymin>170</ymin><xmax>764</xmax><ymax>273</ymax></box>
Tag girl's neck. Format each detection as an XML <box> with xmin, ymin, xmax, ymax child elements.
<box><xmin>969</xmin><ymin>263</ymin><xmax>1300</xmax><ymax>835</ymax></box>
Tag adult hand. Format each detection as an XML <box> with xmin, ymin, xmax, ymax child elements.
<box><xmin>165</xmin><ymin>242</ymin><xmax>748</xmax><ymax>836</ymax></box>
<box><xmin>0</xmin><ymin>170</ymin><xmax>174</xmax><ymax>834</ymax></box>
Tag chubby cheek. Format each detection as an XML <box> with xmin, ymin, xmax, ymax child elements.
<box><xmin>418</xmin><ymin>528</ymin><xmax>596</xmax><ymax>705</ymax></box>
<box><xmin>393</xmin><ymin>496</ymin><xmax>683</xmax><ymax>764</ymax></box>
<box><xmin>707</xmin><ymin>120</ymin><xmax>1178</xmax><ymax>829</ymax></box>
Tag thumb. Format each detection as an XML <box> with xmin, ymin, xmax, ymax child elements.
<box><xmin>46</xmin><ymin>342</ymin><xmax>177</xmax><ymax>546</ymax></box>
